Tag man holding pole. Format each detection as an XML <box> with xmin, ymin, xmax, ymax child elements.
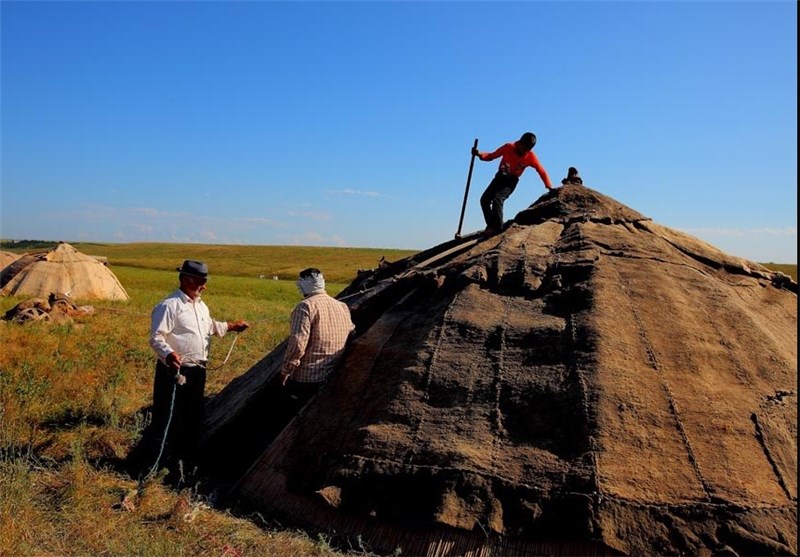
<box><xmin>473</xmin><ymin>132</ymin><xmax>553</xmax><ymax>237</ymax></box>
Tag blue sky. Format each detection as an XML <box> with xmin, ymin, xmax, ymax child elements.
<box><xmin>1</xmin><ymin>1</ymin><xmax>796</xmax><ymax>263</ymax></box>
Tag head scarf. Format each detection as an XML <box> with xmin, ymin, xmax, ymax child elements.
<box><xmin>297</xmin><ymin>270</ymin><xmax>326</xmax><ymax>297</ymax></box>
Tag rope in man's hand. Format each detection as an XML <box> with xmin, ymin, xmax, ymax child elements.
<box><xmin>144</xmin><ymin>327</ymin><xmax>246</xmax><ymax>481</ymax></box>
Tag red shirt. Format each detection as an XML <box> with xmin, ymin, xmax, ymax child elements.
<box><xmin>480</xmin><ymin>142</ymin><xmax>552</xmax><ymax>188</ymax></box>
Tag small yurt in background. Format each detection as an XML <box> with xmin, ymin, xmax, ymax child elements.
<box><xmin>0</xmin><ymin>251</ymin><xmax>20</xmax><ymax>270</ymax></box>
<box><xmin>0</xmin><ymin>242</ymin><xmax>129</xmax><ymax>301</ymax></box>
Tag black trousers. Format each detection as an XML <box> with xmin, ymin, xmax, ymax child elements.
<box><xmin>480</xmin><ymin>172</ymin><xmax>519</xmax><ymax>231</ymax></box>
<box><xmin>148</xmin><ymin>360</ymin><xmax>207</xmax><ymax>472</ymax></box>
<box><xmin>261</xmin><ymin>378</ymin><xmax>322</xmax><ymax>443</ymax></box>
<box><xmin>200</xmin><ymin>375</ymin><xmax>324</xmax><ymax>483</ymax></box>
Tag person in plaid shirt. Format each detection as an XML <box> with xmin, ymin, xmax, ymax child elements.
<box><xmin>279</xmin><ymin>267</ymin><xmax>355</xmax><ymax>408</ymax></box>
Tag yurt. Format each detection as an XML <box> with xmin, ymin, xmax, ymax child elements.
<box><xmin>200</xmin><ymin>185</ymin><xmax>797</xmax><ymax>556</ymax></box>
<box><xmin>0</xmin><ymin>250</ymin><xmax>20</xmax><ymax>270</ymax></box>
<box><xmin>0</xmin><ymin>242</ymin><xmax>129</xmax><ymax>301</ymax></box>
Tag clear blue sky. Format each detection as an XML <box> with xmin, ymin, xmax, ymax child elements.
<box><xmin>1</xmin><ymin>1</ymin><xmax>796</xmax><ymax>263</ymax></box>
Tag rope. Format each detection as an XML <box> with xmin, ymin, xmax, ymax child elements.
<box><xmin>144</xmin><ymin>382</ymin><xmax>177</xmax><ymax>481</ymax></box>
<box><xmin>182</xmin><ymin>331</ymin><xmax>241</xmax><ymax>371</ymax></box>
<box><xmin>140</xmin><ymin>331</ymin><xmax>241</xmax><ymax>484</ymax></box>
<box><xmin>211</xmin><ymin>331</ymin><xmax>239</xmax><ymax>370</ymax></box>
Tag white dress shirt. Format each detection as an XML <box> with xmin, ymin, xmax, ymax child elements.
<box><xmin>149</xmin><ymin>289</ymin><xmax>229</xmax><ymax>366</ymax></box>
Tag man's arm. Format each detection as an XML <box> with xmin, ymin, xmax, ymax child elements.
<box><xmin>529</xmin><ymin>153</ymin><xmax>553</xmax><ymax>189</ymax></box>
<box><xmin>281</xmin><ymin>302</ymin><xmax>311</xmax><ymax>384</ymax></box>
<box><xmin>149</xmin><ymin>302</ymin><xmax>176</xmax><ymax>361</ymax></box>
<box><xmin>210</xmin><ymin>319</ymin><xmax>249</xmax><ymax>336</ymax></box>
<box><xmin>473</xmin><ymin>143</ymin><xmax>508</xmax><ymax>162</ymax></box>
<box><xmin>150</xmin><ymin>301</ymin><xmax>185</xmax><ymax>383</ymax></box>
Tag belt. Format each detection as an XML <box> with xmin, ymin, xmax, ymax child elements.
<box><xmin>182</xmin><ymin>361</ymin><xmax>208</xmax><ymax>369</ymax></box>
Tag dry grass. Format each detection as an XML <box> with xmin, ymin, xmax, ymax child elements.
<box><xmin>71</xmin><ymin>242</ymin><xmax>418</xmax><ymax>283</ymax></box>
<box><xmin>0</xmin><ymin>247</ymin><xmax>397</xmax><ymax>557</ymax></box>
<box><xmin>761</xmin><ymin>262</ymin><xmax>797</xmax><ymax>281</ymax></box>
<box><xmin>1</xmin><ymin>455</ymin><xmax>350</xmax><ymax>557</ymax></box>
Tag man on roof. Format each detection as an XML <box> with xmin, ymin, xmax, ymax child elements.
<box><xmin>473</xmin><ymin>132</ymin><xmax>554</xmax><ymax>237</ymax></box>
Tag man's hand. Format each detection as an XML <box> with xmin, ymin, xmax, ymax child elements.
<box><xmin>166</xmin><ymin>351</ymin><xmax>182</xmax><ymax>369</ymax></box>
<box><xmin>228</xmin><ymin>320</ymin><xmax>249</xmax><ymax>332</ymax></box>
<box><xmin>280</xmin><ymin>371</ymin><xmax>291</xmax><ymax>386</ymax></box>
<box><xmin>166</xmin><ymin>352</ymin><xmax>186</xmax><ymax>385</ymax></box>
<box><xmin>471</xmin><ymin>147</ymin><xmax>480</xmax><ymax>157</ymax></box>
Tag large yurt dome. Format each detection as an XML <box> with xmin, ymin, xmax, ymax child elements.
<box><xmin>201</xmin><ymin>184</ymin><xmax>796</xmax><ymax>556</ymax></box>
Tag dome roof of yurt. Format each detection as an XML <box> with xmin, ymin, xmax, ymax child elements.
<box><xmin>0</xmin><ymin>242</ymin><xmax>129</xmax><ymax>301</ymax></box>
<box><xmin>201</xmin><ymin>184</ymin><xmax>796</xmax><ymax>557</ymax></box>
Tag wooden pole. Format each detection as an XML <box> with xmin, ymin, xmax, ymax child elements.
<box><xmin>455</xmin><ymin>138</ymin><xmax>479</xmax><ymax>239</ymax></box>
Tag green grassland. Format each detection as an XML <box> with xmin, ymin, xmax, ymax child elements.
<box><xmin>0</xmin><ymin>247</ymin><xmax>394</xmax><ymax>557</ymax></box>
<box><xmin>0</xmin><ymin>242</ymin><xmax>795</xmax><ymax>557</ymax></box>
<box><xmin>4</xmin><ymin>241</ymin><xmax>420</xmax><ymax>284</ymax></box>
<box><xmin>760</xmin><ymin>262</ymin><xmax>797</xmax><ymax>281</ymax></box>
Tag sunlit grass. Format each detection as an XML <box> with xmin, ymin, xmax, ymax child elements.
<box><xmin>0</xmin><ymin>257</ymin><xmax>370</xmax><ymax>557</ymax></box>
<box><xmin>761</xmin><ymin>262</ymin><xmax>797</xmax><ymax>281</ymax></box>
<box><xmin>72</xmin><ymin>241</ymin><xmax>418</xmax><ymax>283</ymax></box>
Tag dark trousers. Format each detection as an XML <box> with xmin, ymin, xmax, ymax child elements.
<box><xmin>148</xmin><ymin>360</ymin><xmax>207</xmax><ymax>473</ymax></box>
<box><xmin>261</xmin><ymin>378</ymin><xmax>322</xmax><ymax>443</ymax></box>
<box><xmin>200</xmin><ymin>376</ymin><xmax>323</xmax><ymax>483</ymax></box>
<box><xmin>480</xmin><ymin>172</ymin><xmax>519</xmax><ymax>231</ymax></box>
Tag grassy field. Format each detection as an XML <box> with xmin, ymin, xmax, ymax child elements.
<box><xmin>3</xmin><ymin>241</ymin><xmax>420</xmax><ymax>284</ymax></box>
<box><xmin>0</xmin><ymin>243</ymin><xmax>795</xmax><ymax>557</ymax></box>
<box><xmin>0</xmin><ymin>246</ymin><xmax>404</xmax><ymax>557</ymax></box>
<box><xmin>760</xmin><ymin>262</ymin><xmax>797</xmax><ymax>281</ymax></box>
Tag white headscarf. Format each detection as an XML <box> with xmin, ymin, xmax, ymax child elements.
<box><xmin>297</xmin><ymin>271</ymin><xmax>326</xmax><ymax>296</ymax></box>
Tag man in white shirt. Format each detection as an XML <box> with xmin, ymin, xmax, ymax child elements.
<box><xmin>147</xmin><ymin>259</ymin><xmax>248</xmax><ymax>481</ymax></box>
